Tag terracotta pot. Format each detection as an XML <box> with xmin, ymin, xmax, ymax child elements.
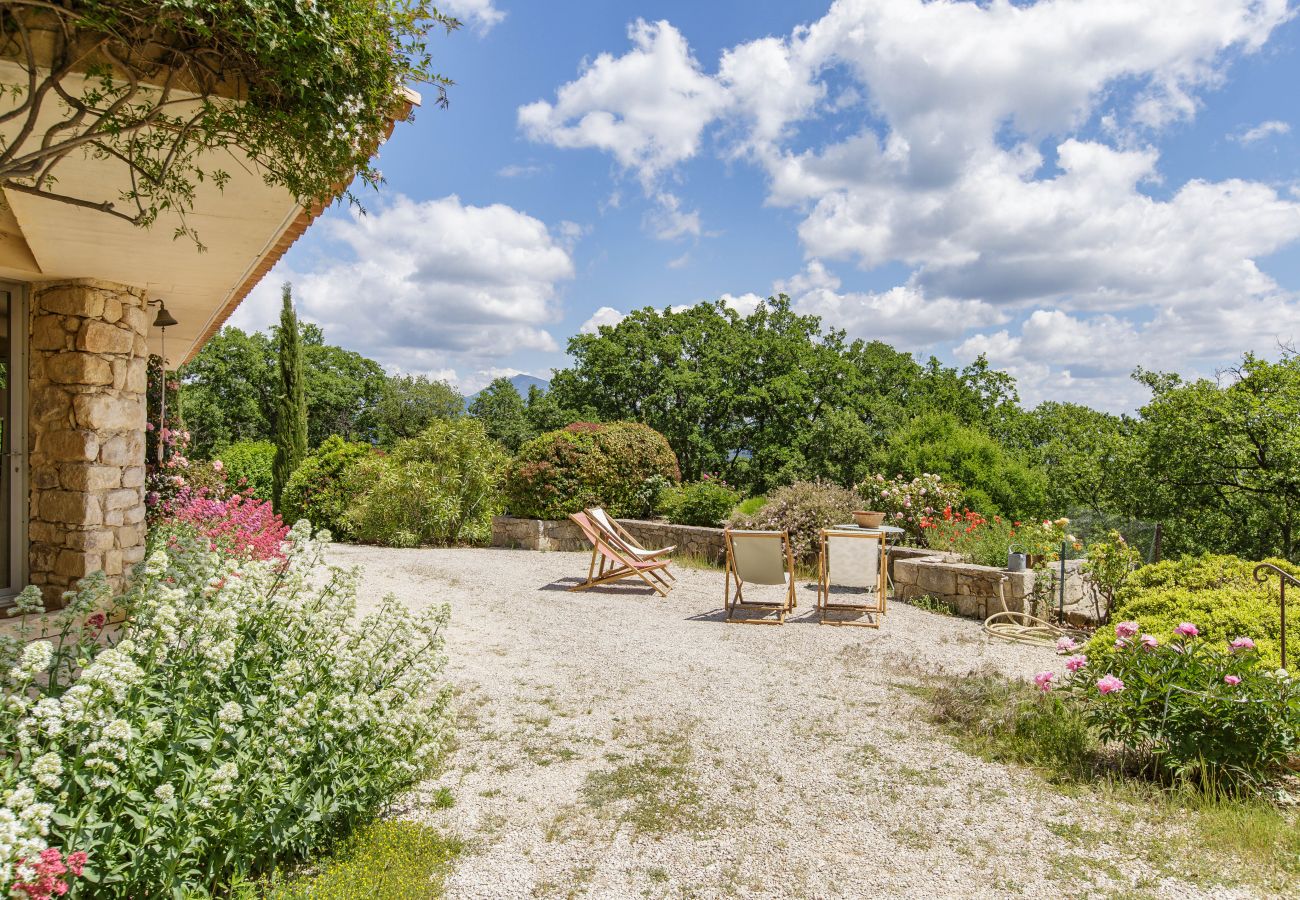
<box><xmin>852</xmin><ymin>510</ymin><xmax>886</xmax><ymax>528</ymax></box>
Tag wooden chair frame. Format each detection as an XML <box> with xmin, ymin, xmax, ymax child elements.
<box><xmin>817</xmin><ymin>529</ymin><xmax>888</xmax><ymax>627</ymax></box>
<box><xmin>585</xmin><ymin>508</ymin><xmax>676</xmax><ymax>583</ymax></box>
<box><xmin>567</xmin><ymin>512</ymin><xmax>672</xmax><ymax>597</ymax></box>
<box><xmin>724</xmin><ymin>528</ymin><xmax>797</xmax><ymax>625</ymax></box>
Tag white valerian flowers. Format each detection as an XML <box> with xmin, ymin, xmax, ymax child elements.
<box><xmin>29</xmin><ymin>753</ymin><xmax>62</xmax><ymax>790</ymax></box>
<box><xmin>217</xmin><ymin>701</ymin><xmax>244</xmax><ymax>726</ymax></box>
<box><xmin>153</xmin><ymin>783</ymin><xmax>175</xmax><ymax>803</ymax></box>
<box><xmin>8</xmin><ymin>641</ymin><xmax>52</xmax><ymax>682</ymax></box>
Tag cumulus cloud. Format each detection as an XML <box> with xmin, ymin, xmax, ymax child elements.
<box><xmin>520</xmin><ymin>0</ymin><xmax>1300</xmax><ymax>409</ymax></box>
<box><xmin>1232</xmin><ymin>119</ymin><xmax>1291</xmax><ymax>144</ymax></box>
<box><xmin>441</xmin><ymin>0</ymin><xmax>506</xmax><ymax>34</ymax></box>
<box><xmin>579</xmin><ymin>306</ymin><xmax>627</xmax><ymax>334</ymax></box>
<box><xmin>229</xmin><ymin>195</ymin><xmax>574</xmax><ymax>388</ymax></box>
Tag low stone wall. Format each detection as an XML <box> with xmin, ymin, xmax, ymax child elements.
<box><xmin>490</xmin><ymin>516</ymin><xmax>731</xmax><ymax>563</ymax></box>
<box><xmin>894</xmin><ymin>555</ymin><xmax>1094</xmax><ymax>623</ymax></box>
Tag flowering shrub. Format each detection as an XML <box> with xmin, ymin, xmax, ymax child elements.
<box><xmin>504</xmin><ymin>422</ymin><xmax>680</xmax><ymax>520</ymax></box>
<box><xmin>1043</xmin><ymin>621</ymin><xmax>1300</xmax><ymax>788</ymax></box>
<box><xmin>1085</xmin><ymin>554</ymin><xmax>1299</xmax><ymax>669</ymax></box>
<box><xmin>281</xmin><ymin>436</ymin><xmax>375</xmax><ymax>540</ymax></box>
<box><xmin>857</xmin><ymin>473</ymin><xmax>962</xmax><ymax>546</ymax></box>
<box><xmin>158</xmin><ymin>490</ymin><xmax>290</xmax><ymax>561</ymax></box>
<box><xmin>919</xmin><ymin>507</ymin><xmax>1017</xmax><ymax>566</ymax></box>
<box><xmin>144</xmin><ymin>427</ymin><xmax>227</xmax><ymax>522</ymax></box>
<box><xmin>658</xmin><ymin>477</ymin><xmax>741</xmax><ymax>527</ymax></box>
<box><xmin>0</xmin><ymin>525</ymin><xmax>451</xmax><ymax>896</ymax></box>
<box><xmin>346</xmin><ymin>419</ymin><xmax>507</xmax><ymax>547</ymax></box>
<box><xmin>214</xmin><ymin>440</ymin><xmax>277</xmax><ymax>503</ymax></box>
<box><xmin>1080</xmin><ymin>530</ymin><xmax>1143</xmax><ymax>623</ymax></box>
<box><xmin>1014</xmin><ymin>517</ymin><xmax>1081</xmax><ymax>560</ymax></box>
<box><xmin>728</xmin><ymin>480</ymin><xmax>863</xmax><ymax>563</ymax></box>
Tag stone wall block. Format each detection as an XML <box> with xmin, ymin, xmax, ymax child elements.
<box><xmin>58</xmin><ymin>464</ymin><xmax>120</xmax><ymax>492</ymax></box>
<box><xmin>55</xmin><ymin>550</ymin><xmax>101</xmax><ymax>579</ymax></box>
<box><xmin>77</xmin><ymin>320</ymin><xmax>134</xmax><ymax>355</ymax></box>
<box><xmin>32</xmin><ymin>316</ymin><xmax>68</xmax><ymax>351</ymax></box>
<box><xmin>73</xmin><ymin>393</ymin><xmax>144</xmax><ymax>432</ymax></box>
<box><xmin>40</xmin><ymin>491</ymin><xmax>102</xmax><ymax>526</ymax></box>
<box><xmin>42</xmin><ymin>430</ymin><xmax>99</xmax><ymax>462</ymax></box>
<box><xmin>105</xmin><ymin>488</ymin><xmax>140</xmax><ymax>512</ymax></box>
<box><xmin>39</xmin><ymin>287</ymin><xmax>103</xmax><ymax>318</ymax></box>
<box><xmin>120</xmin><ymin>466</ymin><xmax>145</xmax><ymax>488</ymax></box>
<box><xmin>45</xmin><ymin>353</ymin><xmax>113</xmax><ymax>386</ymax></box>
<box><xmin>99</xmin><ymin>433</ymin><xmax>143</xmax><ymax>467</ymax></box>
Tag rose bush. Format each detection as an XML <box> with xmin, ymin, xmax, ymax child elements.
<box><xmin>0</xmin><ymin>524</ymin><xmax>451</xmax><ymax>896</ymax></box>
<box><xmin>857</xmin><ymin>473</ymin><xmax>963</xmax><ymax>547</ymax></box>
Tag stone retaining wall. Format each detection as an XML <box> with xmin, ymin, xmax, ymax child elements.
<box><xmin>490</xmin><ymin>516</ymin><xmax>730</xmax><ymax>562</ymax></box>
<box><xmin>894</xmin><ymin>555</ymin><xmax>1094</xmax><ymax>623</ymax></box>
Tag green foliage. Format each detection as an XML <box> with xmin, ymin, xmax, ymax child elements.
<box><xmin>469</xmin><ymin>377</ymin><xmax>534</xmax><ymax>451</ymax></box>
<box><xmin>1084</xmin><ymin>554</ymin><xmax>1300</xmax><ymax>669</ymax></box>
<box><xmin>658</xmin><ymin>478</ymin><xmax>741</xmax><ymax>527</ymax></box>
<box><xmin>281</xmin><ymin>436</ymin><xmax>374</xmax><ymax>538</ymax></box>
<box><xmin>272</xmin><ymin>286</ymin><xmax>308</xmax><ymax>509</ymax></box>
<box><xmin>727</xmin><ymin>479</ymin><xmax>863</xmax><ymax>562</ymax></box>
<box><xmin>179</xmin><ymin>327</ymin><xmax>276</xmax><ymax>456</ymax></box>
<box><xmin>1053</xmin><ymin>625</ymin><xmax>1300</xmax><ymax>789</ymax></box>
<box><xmin>345</xmin><ymin>418</ymin><xmax>507</xmax><ymax>547</ymax></box>
<box><xmin>874</xmin><ymin>412</ymin><xmax>1047</xmax><ymax>520</ymax></box>
<box><xmin>504</xmin><ymin>422</ymin><xmax>681</xmax><ymax>521</ymax></box>
<box><xmin>1013</xmin><ymin>402</ymin><xmax>1134</xmax><ymax>519</ymax></box>
<box><xmin>1130</xmin><ymin>352</ymin><xmax>1300</xmax><ymax>561</ymax></box>
<box><xmin>0</xmin><ymin>525</ymin><xmax>451</xmax><ymax>895</ymax></box>
<box><xmin>1080</xmin><ymin>530</ymin><xmax>1143</xmax><ymax>622</ymax></box>
<box><xmin>549</xmin><ymin>297</ymin><xmax>1018</xmax><ymax>492</ymax></box>
<box><xmin>266</xmin><ymin>820</ymin><xmax>461</xmax><ymax>899</ymax></box>
<box><xmin>376</xmin><ymin>374</ymin><xmax>464</xmax><ymax>446</ymax></box>
<box><xmin>300</xmin><ymin>324</ymin><xmax>387</xmax><ymax>448</ymax></box>
<box><xmin>735</xmin><ymin>496</ymin><xmax>768</xmax><ymax>517</ymax></box>
<box><xmin>0</xmin><ymin>1</ymin><xmax>459</xmax><ymax>242</ymax></box>
<box><xmin>215</xmin><ymin>440</ymin><xmax>276</xmax><ymax>502</ymax></box>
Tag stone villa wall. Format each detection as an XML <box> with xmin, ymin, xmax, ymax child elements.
<box><xmin>28</xmin><ymin>279</ymin><xmax>149</xmax><ymax>603</ymax></box>
<box><xmin>894</xmin><ymin>554</ymin><xmax>1093</xmax><ymax>623</ymax></box>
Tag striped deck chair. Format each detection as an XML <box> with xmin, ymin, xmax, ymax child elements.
<box><xmin>586</xmin><ymin>507</ymin><xmax>676</xmax><ymax>583</ymax></box>
<box><xmin>567</xmin><ymin>511</ymin><xmax>672</xmax><ymax>597</ymax></box>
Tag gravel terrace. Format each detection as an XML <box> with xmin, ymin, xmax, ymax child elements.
<box><xmin>332</xmin><ymin>544</ymin><xmax>1256</xmax><ymax>900</ymax></box>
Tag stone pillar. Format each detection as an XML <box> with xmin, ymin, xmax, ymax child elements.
<box><xmin>28</xmin><ymin>279</ymin><xmax>149</xmax><ymax>603</ymax></box>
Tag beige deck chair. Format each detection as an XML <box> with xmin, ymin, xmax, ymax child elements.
<box><xmin>724</xmin><ymin>529</ymin><xmax>797</xmax><ymax>625</ymax></box>
<box><xmin>567</xmin><ymin>512</ymin><xmax>672</xmax><ymax>597</ymax></box>
<box><xmin>586</xmin><ymin>507</ymin><xmax>676</xmax><ymax>582</ymax></box>
<box><xmin>817</xmin><ymin>529</ymin><xmax>887</xmax><ymax>627</ymax></box>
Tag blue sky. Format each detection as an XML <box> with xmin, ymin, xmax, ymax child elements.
<box><xmin>232</xmin><ymin>0</ymin><xmax>1300</xmax><ymax>411</ymax></box>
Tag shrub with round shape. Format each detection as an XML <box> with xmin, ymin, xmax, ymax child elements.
<box><xmin>281</xmin><ymin>436</ymin><xmax>375</xmax><ymax>539</ymax></box>
<box><xmin>727</xmin><ymin>479</ymin><xmax>864</xmax><ymax>563</ymax></box>
<box><xmin>658</xmin><ymin>477</ymin><xmax>741</xmax><ymax>527</ymax></box>
<box><xmin>1083</xmin><ymin>554</ymin><xmax>1300</xmax><ymax>669</ymax></box>
<box><xmin>215</xmin><ymin>440</ymin><xmax>276</xmax><ymax>503</ymax></box>
<box><xmin>504</xmin><ymin>422</ymin><xmax>681</xmax><ymax>521</ymax></box>
<box><xmin>345</xmin><ymin>418</ymin><xmax>508</xmax><ymax>547</ymax></box>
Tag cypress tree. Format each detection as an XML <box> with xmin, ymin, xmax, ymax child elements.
<box><xmin>272</xmin><ymin>283</ymin><xmax>308</xmax><ymax>510</ymax></box>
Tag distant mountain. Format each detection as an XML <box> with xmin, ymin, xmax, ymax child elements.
<box><xmin>464</xmin><ymin>374</ymin><xmax>549</xmax><ymax>409</ymax></box>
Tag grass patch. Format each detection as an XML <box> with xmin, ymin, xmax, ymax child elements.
<box><xmin>899</xmin><ymin>594</ymin><xmax>954</xmax><ymax>616</ymax></box>
<box><xmin>261</xmin><ymin>820</ymin><xmax>462</xmax><ymax>899</ymax></box>
<box><xmin>581</xmin><ymin>726</ymin><xmax>713</xmax><ymax>836</ymax></box>
<box><xmin>917</xmin><ymin>671</ymin><xmax>1300</xmax><ymax>895</ymax></box>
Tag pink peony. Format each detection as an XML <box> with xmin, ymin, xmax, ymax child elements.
<box><xmin>1224</xmin><ymin>675</ymin><xmax>1241</xmax><ymax>686</ymax></box>
<box><xmin>1096</xmin><ymin>674</ymin><xmax>1125</xmax><ymax>695</ymax></box>
<box><xmin>1139</xmin><ymin>634</ymin><xmax>1159</xmax><ymax>651</ymax></box>
<box><xmin>212</xmin><ymin>459</ymin><xmax>224</xmax><ymax>472</ymax></box>
<box><xmin>1229</xmin><ymin>637</ymin><xmax>1256</xmax><ymax>652</ymax></box>
<box><xmin>1115</xmin><ymin>621</ymin><xmax>1139</xmax><ymax>639</ymax></box>
<box><xmin>1034</xmin><ymin>671</ymin><xmax>1056</xmax><ymax>691</ymax></box>
<box><xmin>1055</xmin><ymin>636</ymin><xmax>1078</xmax><ymax>653</ymax></box>
<box><xmin>1173</xmin><ymin>622</ymin><xmax>1199</xmax><ymax>637</ymax></box>
<box><xmin>1064</xmin><ymin>654</ymin><xmax>1088</xmax><ymax>672</ymax></box>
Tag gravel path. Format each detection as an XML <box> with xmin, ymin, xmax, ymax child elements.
<box><xmin>333</xmin><ymin>545</ymin><xmax>1256</xmax><ymax>900</ymax></box>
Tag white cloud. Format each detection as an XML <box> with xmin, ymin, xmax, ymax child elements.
<box><xmin>667</xmin><ymin>252</ymin><xmax>691</xmax><ymax>269</ymax></box>
<box><xmin>518</xmin><ymin>19</ymin><xmax>728</xmax><ymax>187</ymax></box>
<box><xmin>229</xmin><ymin>195</ymin><xmax>574</xmax><ymax>379</ymax></box>
<box><xmin>718</xmin><ymin>292</ymin><xmax>763</xmax><ymax>317</ymax></box>
<box><xmin>520</xmin><ymin>1</ymin><xmax>1300</xmax><ymax>409</ymax></box>
<box><xmin>1232</xmin><ymin>119</ymin><xmax>1291</xmax><ymax>144</ymax></box>
<box><xmin>441</xmin><ymin>0</ymin><xmax>505</xmax><ymax>34</ymax></box>
<box><xmin>578</xmin><ymin>306</ymin><xmax>626</xmax><ymax>334</ymax></box>
<box><xmin>498</xmin><ymin>163</ymin><xmax>546</xmax><ymax>178</ymax></box>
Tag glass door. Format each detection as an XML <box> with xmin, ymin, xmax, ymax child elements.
<box><xmin>0</xmin><ymin>283</ymin><xmax>26</xmax><ymax>600</ymax></box>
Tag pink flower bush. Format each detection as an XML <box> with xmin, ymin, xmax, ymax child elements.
<box><xmin>1064</xmin><ymin>654</ymin><xmax>1088</xmax><ymax>672</ymax></box>
<box><xmin>1055</xmin><ymin>636</ymin><xmax>1078</xmax><ymax>653</ymax></box>
<box><xmin>10</xmin><ymin>847</ymin><xmax>87</xmax><ymax>899</ymax></box>
<box><xmin>1174</xmin><ymin>622</ymin><xmax>1200</xmax><ymax>637</ymax></box>
<box><xmin>1229</xmin><ymin>637</ymin><xmax>1256</xmax><ymax>652</ymax></box>
<box><xmin>1224</xmin><ymin>675</ymin><xmax>1241</xmax><ymax>686</ymax></box>
<box><xmin>1114</xmin><ymin>621</ymin><xmax>1139</xmax><ymax>639</ymax></box>
<box><xmin>1139</xmin><ymin>634</ymin><xmax>1159</xmax><ymax>651</ymax></box>
<box><xmin>165</xmin><ymin>490</ymin><xmax>289</xmax><ymax>561</ymax></box>
<box><xmin>1096</xmin><ymin>674</ymin><xmax>1125</xmax><ymax>695</ymax></box>
<box><xmin>1034</xmin><ymin>671</ymin><xmax>1056</xmax><ymax>691</ymax></box>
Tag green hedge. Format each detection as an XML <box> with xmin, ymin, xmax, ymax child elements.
<box><xmin>281</xmin><ymin>436</ymin><xmax>375</xmax><ymax>539</ymax></box>
<box><xmin>215</xmin><ymin>440</ymin><xmax>276</xmax><ymax>502</ymax></box>
<box><xmin>504</xmin><ymin>422</ymin><xmax>680</xmax><ymax>520</ymax></box>
<box><xmin>1084</xmin><ymin>554</ymin><xmax>1300</xmax><ymax>669</ymax></box>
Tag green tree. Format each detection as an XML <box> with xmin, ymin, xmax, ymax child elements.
<box><xmin>874</xmin><ymin>412</ymin><xmax>1048</xmax><ymax>520</ymax></box>
<box><xmin>178</xmin><ymin>327</ymin><xmax>275</xmax><ymax>457</ymax></box>
<box><xmin>1130</xmin><ymin>352</ymin><xmax>1300</xmax><ymax>561</ymax></box>
<box><xmin>468</xmin><ymin>378</ymin><xmax>534</xmax><ymax>451</ymax></box>
<box><xmin>272</xmin><ymin>285</ymin><xmax>308</xmax><ymax>508</ymax></box>
<box><xmin>301</xmin><ymin>324</ymin><xmax>387</xmax><ymax>446</ymax></box>
<box><xmin>1016</xmin><ymin>402</ymin><xmax>1135</xmax><ymax>519</ymax></box>
<box><xmin>375</xmin><ymin>374</ymin><xmax>463</xmax><ymax>446</ymax></box>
